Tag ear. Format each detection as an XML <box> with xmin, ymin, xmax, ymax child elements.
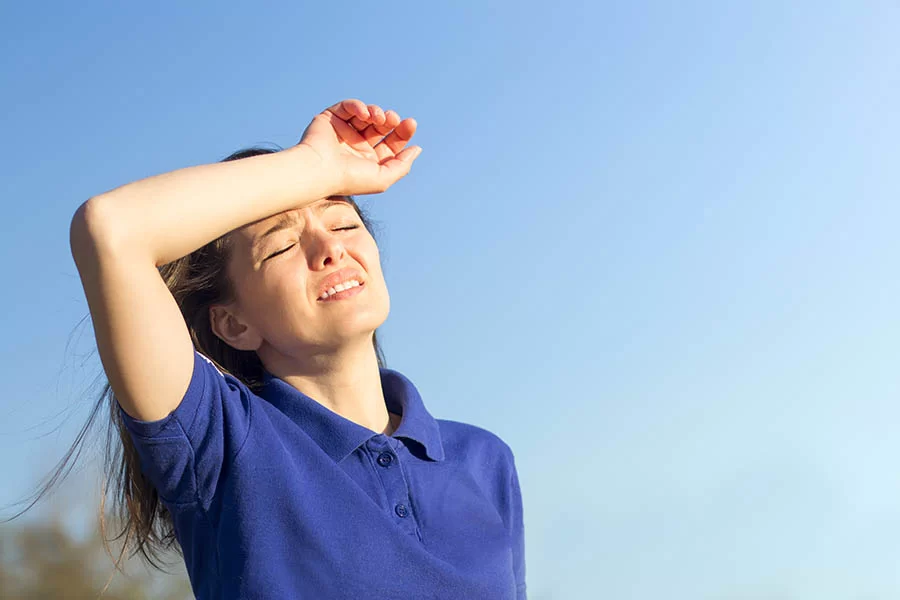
<box><xmin>209</xmin><ymin>304</ymin><xmax>263</xmax><ymax>351</ymax></box>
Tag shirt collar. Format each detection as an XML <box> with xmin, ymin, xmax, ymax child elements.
<box><xmin>259</xmin><ymin>367</ymin><xmax>445</xmax><ymax>464</ymax></box>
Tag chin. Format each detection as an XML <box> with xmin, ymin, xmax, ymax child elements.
<box><xmin>318</xmin><ymin>291</ymin><xmax>389</xmax><ymax>344</ymax></box>
<box><xmin>352</xmin><ymin>294</ymin><xmax>389</xmax><ymax>329</ymax></box>
<box><xmin>330</xmin><ymin>309</ymin><xmax>387</xmax><ymax>339</ymax></box>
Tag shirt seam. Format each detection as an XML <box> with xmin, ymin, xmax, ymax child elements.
<box><xmin>178</xmin><ymin>353</ymin><xmax>224</xmax><ymax>583</ymax></box>
<box><xmin>230</xmin><ymin>384</ymin><xmax>253</xmax><ymax>464</ymax></box>
<box><xmin>182</xmin><ymin>351</ymin><xmax>211</xmax><ymax>436</ymax></box>
<box><xmin>183</xmin><ymin>357</ymin><xmax>254</xmax><ymax>506</ymax></box>
<box><xmin>174</xmin><ymin>406</ymin><xmax>205</xmax><ymax>509</ymax></box>
<box><xmin>172</xmin><ymin>389</ymin><xmax>223</xmax><ymax>584</ymax></box>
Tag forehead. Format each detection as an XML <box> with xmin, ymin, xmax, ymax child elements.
<box><xmin>237</xmin><ymin>197</ymin><xmax>357</xmax><ymax>241</ymax></box>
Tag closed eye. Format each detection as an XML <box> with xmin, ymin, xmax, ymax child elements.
<box><xmin>265</xmin><ymin>244</ymin><xmax>296</xmax><ymax>260</ymax></box>
<box><xmin>264</xmin><ymin>226</ymin><xmax>358</xmax><ymax>260</ymax></box>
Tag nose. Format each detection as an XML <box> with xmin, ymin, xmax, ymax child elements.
<box><xmin>305</xmin><ymin>225</ymin><xmax>346</xmax><ymax>270</ymax></box>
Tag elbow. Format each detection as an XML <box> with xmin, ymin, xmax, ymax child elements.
<box><xmin>69</xmin><ymin>195</ymin><xmax>124</xmax><ymax>265</ymax></box>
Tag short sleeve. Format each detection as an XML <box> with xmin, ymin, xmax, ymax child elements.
<box><xmin>118</xmin><ymin>350</ymin><xmax>252</xmax><ymax>508</ymax></box>
<box><xmin>508</xmin><ymin>450</ymin><xmax>527</xmax><ymax>599</ymax></box>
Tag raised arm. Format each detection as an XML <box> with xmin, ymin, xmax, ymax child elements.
<box><xmin>69</xmin><ymin>99</ymin><xmax>420</xmax><ymax>422</ymax></box>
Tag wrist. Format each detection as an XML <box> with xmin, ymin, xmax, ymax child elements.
<box><xmin>287</xmin><ymin>143</ymin><xmax>343</xmax><ymax>199</ymax></box>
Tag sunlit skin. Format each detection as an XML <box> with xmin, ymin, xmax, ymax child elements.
<box><xmin>206</xmin><ymin>99</ymin><xmax>418</xmax><ymax>437</ymax></box>
<box><xmin>209</xmin><ymin>199</ymin><xmax>400</xmax><ymax>436</ymax></box>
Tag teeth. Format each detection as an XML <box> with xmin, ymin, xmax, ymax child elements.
<box><xmin>320</xmin><ymin>279</ymin><xmax>361</xmax><ymax>300</ymax></box>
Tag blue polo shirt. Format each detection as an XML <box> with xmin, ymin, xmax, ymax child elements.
<box><xmin>119</xmin><ymin>350</ymin><xmax>526</xmax><ymax>599</ymax></box>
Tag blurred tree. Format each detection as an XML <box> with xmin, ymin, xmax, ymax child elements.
<box><xmin>0</xmin><ymin>512</ymin><xmax>192</xmax><ymax>600</ymax></box>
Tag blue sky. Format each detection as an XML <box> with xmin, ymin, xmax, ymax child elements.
<box><xmin>1</xmin><ymin>1</ymin><xmax>898</xmax><ymax>597</ymax></box>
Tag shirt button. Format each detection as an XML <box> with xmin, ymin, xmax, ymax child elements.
<box><xmin>377</xmin><ymin>452</ymin><xmax>394</xmax><ymax>467</ymax></box>
<box><xmin>395</xmin><ymin>503</ymin><xmax>409</xmax><ymax>518</ymax></box>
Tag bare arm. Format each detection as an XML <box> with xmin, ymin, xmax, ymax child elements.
<box><xmin>81</xmin><ymin>144</ymin><xmax>334</xmax><ymax>267</ymax></box>
<box><xmin>70</xmin><ymin>99</ymin><xmax>420</xmax><ymax>421</ymax></box>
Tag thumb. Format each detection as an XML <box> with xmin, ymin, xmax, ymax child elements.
<box><xmin>393</xmin><ymin>145</ymin><xmax>422</xmax><ymax>163</ymax></box>
<box><xmin>379</xmin><ymin>146</ymin><xmax>422</xmax><ymax>181</ymax></box>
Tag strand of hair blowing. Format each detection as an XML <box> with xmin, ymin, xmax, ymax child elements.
<box><xmin>3</xmin><ymin>146</ymin><xmax>386</xmax><ymax>594</ymax></box>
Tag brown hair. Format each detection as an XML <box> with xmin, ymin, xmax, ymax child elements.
<box><xmin>5</xmin><ymin>145</ymin><xmax>386</xmax><ymax>584</ymax></box>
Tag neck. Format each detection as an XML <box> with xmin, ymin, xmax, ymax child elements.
<box><xmin>259</xmin><ymin>335</ymin><xmax>397</xmax><ymax>436</ymax></box>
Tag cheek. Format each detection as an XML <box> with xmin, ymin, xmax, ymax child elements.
<box><xmin>366</xmin><ymin>262</ymin><xmax>390</xmax><ymax>310</ymax></box>
<box><xmin>240</xmin><ymin>270</ymin><xmax>309</xmax><ymax>323</ymax></box>
<box><xmin>270</xmin><ymin>271</ymin><xmax>311</xmax><ymax>313</ymax></box>
<box><xmin>352</xmin><ymin>236</ymin><xmax>381</xmax><ymax>273</ymax></box>
<box><xmin>347</xmin><ymin>237</ymin><xmax>388</xmax><ymax>303</ymax></box>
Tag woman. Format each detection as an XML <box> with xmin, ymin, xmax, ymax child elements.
<box><xmin>68</xmin><ymin>99</ymin><xmax>526</xmax><ymax>598</ymax></box>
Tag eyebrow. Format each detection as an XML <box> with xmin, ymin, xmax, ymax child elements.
<box><xmin>251</xmin><ymin>198</ymin><xmax>351</xmax><ymax>255</ymax></box>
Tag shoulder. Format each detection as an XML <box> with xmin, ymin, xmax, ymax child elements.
<box><xmin>195</xmin><ymin>350</ymin><xmax>257</xmax><ymax>396</ymax></box>
<box><xmin>436</xmin><ymin>418</ymin><xmax>516</xmax><ymax>466</ymax></box>
<box><xmin>436</xmin><ymin>419</ymin><xmax>521</xmax><ymax>524</ymax></box>
<box><xmin>196</xmin><ymin>351</ymin><xmax>225</xmax><ymax>375</ymax></box>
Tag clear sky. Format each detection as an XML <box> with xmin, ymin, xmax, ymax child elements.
<box><xmin>1</xmin><ymin>1</ymin><xmax>898</xmax><ymax>598</ymax></box>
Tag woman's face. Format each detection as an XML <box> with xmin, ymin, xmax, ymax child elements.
<box><xmin>216</xmin><ymin>197</ymin><xmax>389</xmax><ymax>359</ymax></box>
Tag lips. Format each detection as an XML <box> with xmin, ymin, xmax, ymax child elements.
<box><xmin>316</xmin><ymin>267</ymin><xmax>366</xmax><ymax>300</ymax></box>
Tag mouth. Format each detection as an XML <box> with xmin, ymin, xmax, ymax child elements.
<box><xmin>317</xmin><ymin>279</ymin><xmax>365</xmax><ymax>302</ymax></box>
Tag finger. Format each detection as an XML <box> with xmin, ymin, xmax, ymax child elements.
<box><xmin>369</xmin><ymin>117</ymin><xmax>407</xmax><ymax>161</ymax></box>
<box><xmin>375</xmin><ymin>118</ymin><xmax>417</xmax><ymax>155</ymax></box>
<box><xmin>325</xmin><ymin>99</ymin><xmax>368</xmax><ymax>122</ymax></box>
<box><xmin>372</xmin><ymin>136</ymin><xmax>394</xmax><ymax>162</ymax></box>
<box><xmin>349</xmin><ymin>116</ymin><xmax>370</xmax><ymax>132</ymax></box>
<box><xmin>328</xmin><ymin>113</ymin><xmax>372</xmax><ymax>153</ymax></box>
<box><xmin>361</xmin><ymin>123</ymin><xmax>391</xmax><ymax>148</ymax></box>
<box><xmin>383</xmin><ymin>110</ymin><xmax>401</xmax><ymax>129</ymax></box>
<box><xmin>362</xmin><ymin>119</ymin><xmax>394</xmax><ymax>139</ymax></box>
<box><xmin>366</xmin><ymin>104</ymin><xmax>386</xmax><ymax>126</ymax></box>
<box><xmin>349</xmin><ymin>106</ymin><xmax>399</xmax><ymax>133</ymax></box>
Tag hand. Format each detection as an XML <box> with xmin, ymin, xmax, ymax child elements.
<box><xmin>297</xmin><ymin>99</ymin><xmax>421</xmax><ymax>196</ymax></box>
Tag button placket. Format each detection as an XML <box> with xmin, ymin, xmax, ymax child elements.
<box><xmin>366</xmin><ymin>435</ymin><xmax>418</xmax><ymax>535</ymax></box>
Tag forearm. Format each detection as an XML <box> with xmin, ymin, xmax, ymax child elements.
<box><xmin>75</xmin><ymin>144</ymin><xmax>335</xmax><ymax>266</ymax></box>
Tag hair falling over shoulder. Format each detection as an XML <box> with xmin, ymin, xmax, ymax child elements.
<box><xmin>3</xmin><ymin>145</ymin><xmax>386</xmax><ymax>585</ymax></box>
